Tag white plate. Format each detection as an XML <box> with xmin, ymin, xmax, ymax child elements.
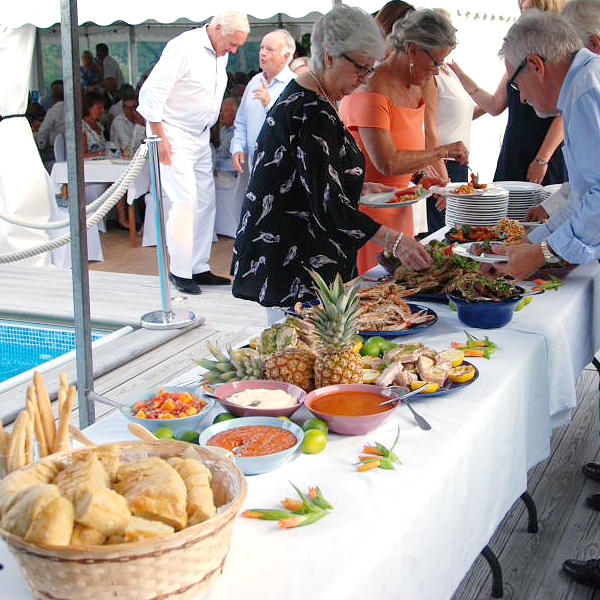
<box><xmin>496</xmin><ymin>181</ymin><xmax>543</xmax><ymax>192</ymax></box>
<box><xmin>430</xmin><ymin>183</ymin><xmax>506</xmax><ymax>198</ymax></box>
<box><xmin>452</xmin><ymin>242</ymin><xmax>509</xmax><ymax>263</ymax></box>
<box><xmin>360</xmin><ymin>188</ymin><xmax>431</xmax><ymax>207</ymax></box>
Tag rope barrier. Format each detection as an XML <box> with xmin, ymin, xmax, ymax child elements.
<box><xmin>0</xmin><ymin>144</ymin><xmax>150</xmax><ymax>264</ymax></box>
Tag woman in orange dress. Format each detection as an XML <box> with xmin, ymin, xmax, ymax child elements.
<box><xmin>339</xmin><ymin>8</ymin><xmax>468</xmax><ymax>273</ymax></box>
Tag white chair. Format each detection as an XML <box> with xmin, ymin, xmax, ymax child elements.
<box><xmin>53</xmin><ymin>133</ymin><xmax>66</xmax><ymax>161</ymax></box>
<box><xmin>142</xmin><ymin>192</ymin><xmax>171</xmax><ymax>247</ymax></box>
<box><xmin>214</xmin><ymin>167</ymin><xmax>249</xmax><ymax>238</ymax></box>
<box><xmin>44</xmin><ymin>171</ymin><xmax>104</xmax><ymax>268</ymax></box>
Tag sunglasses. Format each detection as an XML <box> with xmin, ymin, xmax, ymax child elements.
<box><xmin>341</xmin><ymin>53</ymin><xmax>376</xmax><ymax>78</ymax></box>
<box><xmin>422</xmin><ymin>47</ymin><xmax>444</xmax><ymax>70</ymax></box>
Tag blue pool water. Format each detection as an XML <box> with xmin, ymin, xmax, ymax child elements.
<box><xmin>0</xmin><ymin>321</ymin><xmax>108</xmax><ymax>384</ymax></box>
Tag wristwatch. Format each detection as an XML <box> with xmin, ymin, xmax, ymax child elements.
<box><xmin>540</xmin><ymin>241</ymin><xmax>561</xmax><ymax>264</ymax></box>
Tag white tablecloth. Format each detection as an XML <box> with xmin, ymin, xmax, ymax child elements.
<box><xmin>0</xmin><ymin>325</ymin><xmax>551</xmax><ymax>600</ymax></box>
<box><xmin>50</xmin><ymin>158</ymin><xmax>151</xmax><ymax>205</ymax></box>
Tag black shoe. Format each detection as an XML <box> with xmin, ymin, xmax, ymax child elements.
<box><xmin>585</xmin><ymin>493</ymin><xmax>600</xmax><ymax>511</ymax></box>
<box><xmin>192</xmin><ymin>271</ymin><xmax>230</xmax><ymax>285</ymax></box>
<box><xmin>582</xmin><ymin>463</ymin><xmax>600</xmax><ymax>483</ymax></box>
<box><xmin>169</xmin><ymin>273</ymin><xmax>201</xmax><ymax>295</ymax></box>
<box><xmin>562</xmin><ymin>558</ymin><xmax>600</xmax><ymax>588</ymax></box>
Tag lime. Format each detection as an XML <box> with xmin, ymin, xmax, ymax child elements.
<box><xmin>367</xmin><ymin>336</ymin><xmax>388</xmax><ymax>350</ymax></box>
<box><xmin>278</xmin><ymin>416</ymin><xmax>291</xmax><ymax>421</ymax></box>
<box><xmin>213</xmin><ymin>412</ymin><xmax>236</xmax><ymax>424</ymax></box>
<box><xmin>302</xmin><ymin>417</ymin><xmax>328</xmax><ymax>434</ymax></box>
<box><xmin>177</xmin><ymin>430</ymin><xmax>200</xmax><ymax>444</ymax></box>
<box><xmin>154</xmin><ymin>426</ymin><xmax>175</xmax><ymax>439</ymax></box>
<box><xmin>449</xmin><ymin>300</ymin><xmax>457</xmax><ymax>311</ymax></box>
<box><xmin>361</xmin><ymin>336</ymin><xmax>388</xmax><ymax>357</ymax></box>
<box><xmin>301</xmin><ymin>429</ymin><xmax>328</xmax><ymax>454</ymax></box>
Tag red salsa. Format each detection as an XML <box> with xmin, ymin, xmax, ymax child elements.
<box><xmin>208</xmin><ymin>425</ymin><xmax>297</xmax><ymax>457</ymax></box>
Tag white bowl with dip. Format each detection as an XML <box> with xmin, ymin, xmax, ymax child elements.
<box><xmin>213</xmin><ymin>379</ymin><xmax>306</xmax><ymax>417</ymax></box>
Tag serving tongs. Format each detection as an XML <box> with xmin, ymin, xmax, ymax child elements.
<box><xmin>379</xmin><ymin>385</ymin><xmax>432</xmax><ymax>431</ymax></box>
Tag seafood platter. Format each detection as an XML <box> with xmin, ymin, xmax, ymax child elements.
<box><xmin>360</xmin><ymin>184</ymin><xmax>431</xmax><ymax>207</ymax></box>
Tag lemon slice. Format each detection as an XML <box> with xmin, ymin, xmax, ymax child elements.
<box><xmin>410</xmin><ymin>381</ymin><xmax>439</xmax><ymax>393</ymax></box>
<box><xmin>439</xmin><ymin>348</ymin><xmax>465</xmax><ymax>367</ymax></box>
<box><xmin>362</xmin><ymin>369</ymin><xmax>380</xmax><ymax>384</ymax></box>
<box><xmin>448</xmin><ymin>365</ymin><xmax>476</xmax><ymax>383</ymax></box>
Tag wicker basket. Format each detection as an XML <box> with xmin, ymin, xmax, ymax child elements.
<box><xmin>0</xmin><ymin>440</ymin><xmax>247</xmax><ymax>600</ymax></box>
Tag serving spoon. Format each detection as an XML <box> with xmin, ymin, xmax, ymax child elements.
<box><xmin>380</xmin><ymin>385</ymin><xmax>432</xmax><ymax>431</ymax></box>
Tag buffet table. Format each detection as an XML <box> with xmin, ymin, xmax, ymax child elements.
<box><xmin>1</xmin><ymin>257</ymin><xmax>599</xmax><ymax>600</ymax></box>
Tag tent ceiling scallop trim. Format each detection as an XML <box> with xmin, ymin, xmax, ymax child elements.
<box><xmin>3</xmin><ymin>1</ymin><xmax>520</xmax><ymax>29</ymax></box>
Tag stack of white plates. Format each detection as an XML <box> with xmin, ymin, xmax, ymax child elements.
<box><xmin>495</xmin><ymin>181</ymin><xmax>542</xmax><ymax>221</ymax></box>
<box><xmin>445</xmin><ymin>186</ymin><xmax>509</xmax><ymax>227</ymax></box>
<box><xmin>541</xmin><ymin>183</ymin><xmax>562</xmax><ymax>202</ymax></box>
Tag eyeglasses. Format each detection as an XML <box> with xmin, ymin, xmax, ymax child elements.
<box><xmin>341</xmin><ymin>53</ymin><xmax>376</xmax><ymax>78</ymax></box>
<box><xmin>508</xmin><ymin>57</ymin><xmax>528</xmax><ymax>91</ymax></box>
<box><xmin>422</xmin><ymin>47</ymin><xmax>444</xmax><ymax>70</ymax></box>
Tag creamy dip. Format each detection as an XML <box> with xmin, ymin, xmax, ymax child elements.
<box><xmin>226</xmin><ymin>388</ymin><xmax>297</xmax><ymax>409</ymax></box>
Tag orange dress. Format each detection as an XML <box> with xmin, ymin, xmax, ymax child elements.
<box><xmin>339</xmin><ymin>92</ymin><xmax>425</xmax><ymax>274</ymax></box>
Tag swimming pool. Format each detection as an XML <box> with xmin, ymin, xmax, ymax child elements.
<box><xmin>0</xmin><ymin>320</ymin><xmax>109</xmax><ymax>384</ymax></box>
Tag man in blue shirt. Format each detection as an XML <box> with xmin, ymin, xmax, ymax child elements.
<box><xmin>497</xmin><ymin>10</ymin><xmax>600</xmax><ymax>280</ymax></box>
<box><xmin>499</xmin><ymin>8</ymin><xmax>600</xmax><ymax>590</ymax></box>
<box><xmin>231</xmin><ymin>29</ymin><xmax>296</xmax><ymax>173</ymax></box>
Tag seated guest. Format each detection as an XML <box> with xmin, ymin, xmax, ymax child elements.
<box><xmin>80</xmin><ymin>51</ymin><xmax>100</xmax><ymax>89</ymax></box>
<box><xmin>36</xmin><ymin>97</ymin><xmax>64</xmax><ymax>170</ymax></box>
<box><xmin>39</xmin><ymin>80</ymin><xmax>63</xmax><ymax>111</ymax></box>
<box><xmin>82</xmin><ymin>91</ymin><xmax>107</xmax><ymax>157</ymax></box>
<box><xmin>231</xmin><ymin>29</ymin><xmax>296</xmax><ymax>173</ymax></box>
<box><xmin>215</xmin><ymin>97</ymin><xmax>238</xmax><ymax>178</ymax></box>
<box><xmin>109</xmin><ymin>84</ymin><xmax>136</xmax><ymax>119</ymax></box>
<box><xmin>109</xmin><ymin>90</ymin><xmax>146</xmax><ymax>157</ymax></box>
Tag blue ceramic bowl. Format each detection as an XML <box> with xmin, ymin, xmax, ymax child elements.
<box><xmin>448</xmin><ymin>288</ymin><xmax>524</xmax><ymax>329</ymax></box>
<box><xmin>120</xmin><ymin>386</ymin><xmax>215</xmax><ymax>435</ymax></box>
<box><xmin>198</xmin><ymin>416</ymin><xmax>303</xmax><ymax>475</ymax></box>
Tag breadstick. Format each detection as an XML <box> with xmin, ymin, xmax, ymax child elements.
<box><xmin>58</xmin><ymin>371</ymin><xmax>69</xmax><ymax>414</ymax></box>
<box><xmin>28</xmin><ymin>386</ymin><xmax>48</xmax><ymax>458</ymax></box>
<box><xmin>54</xmin><ymin>385</ymin><xmax>76</xmax><ymax>454</ymax></box>
<box><xmin>7</xmin><ymin>411</ymin><xmax>29</xmax><ymax>474</ymax></box>
<box><xmin>34</xmin><ymin>371</ymin><xmax>55</xmax><ymax>450</ymax></box>
<box><xmin>0</xmin><ymin>421</ymin><xmax>7</xmax><ymax>476</ymax></box>
<box><xmin>25</xmin><ymin>411</ymin><xmax>34</xmax><ymax>465</ymax></box>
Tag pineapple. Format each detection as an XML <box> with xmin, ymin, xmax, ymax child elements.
<box><xmin>264</xmin><ymin>347</ymin><xmax>316</xmax><ymax>392</ymax></box>
<box><xmin>308</xmin><ymin>271</ymin><xmax>364</xmax><ymax>388</ymax></box>
<box><xmin>193</xmin><ymin>342</ymin><xmax>264</xmax><ymax>385</ymax></box>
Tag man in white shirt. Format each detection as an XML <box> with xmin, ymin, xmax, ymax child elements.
<box><xmin>109</xmin><ymin>91</ymin><xmax>145</xmax><ymax>157</ymax></box>
<box><xmin>231</xmin><ymin>30</ymin><xmax>296</xmax><ymax>173</ymax></box>
<box><xmin>138</xmin><ymin>11</ymin><xmax>249</xmax><ymax>294</ymax></box>
<box><xmin>36</xmin><ymin>100</ymin><xmax>64</xmax><ymax>152</ymax></box>
<box><xmin>95</xmin><ymin>43</ymin><xmax>124</xmax><ymax>88</ymax></box>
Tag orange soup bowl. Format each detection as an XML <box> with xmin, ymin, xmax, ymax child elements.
<box><xmin>304</xmin><ymin>384</ymin><xmax>399</xmax><ymax>435</ymax></box>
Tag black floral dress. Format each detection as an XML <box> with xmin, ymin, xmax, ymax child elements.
<box><xmin>231</xmin><ymin>80</ymin><xmax>380</xmax><ymax>307</ymax></box>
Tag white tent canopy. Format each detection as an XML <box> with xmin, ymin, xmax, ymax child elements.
<box><xmin>3</xmin><ymin>1</ymin><xmax>520</xmax><ymax>28</ymax></box>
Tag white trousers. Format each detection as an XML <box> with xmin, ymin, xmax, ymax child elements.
<box><xmin>160</xmin><ymin>124</ymin><xmax>215</xmax><ymax>278</ymax></box>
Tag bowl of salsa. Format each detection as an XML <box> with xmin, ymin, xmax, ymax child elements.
<box><xmin>198</xmin><ymin>416</ymin><xmax>304</xmax><ymax>475</ymax></box>
<box><xmin>304</xmin><ymin>384</ymin><xmax>399</xmax><ymax>435</ymax></box>
<box><xmin>121</xmin><ymin>386</ymin><xmax>215</xmax><ymax>435</ymax></box>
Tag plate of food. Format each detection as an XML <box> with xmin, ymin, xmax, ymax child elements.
<box><xmin>364</xmin><ymin>341</ymin><xmax>479</xmax><ymax>397</ymax></box>
<box><xmin>360</xmin><ymin>185</ymin><xmax>431</xmax><ymax>207</ymax></box>
<box><xmin>452</xmin><ymin>241</ymin><xmax>508</xmax><ymax>264</ymax></box>
<box><xmin>359</xmin><ymin>303</ymin><xmax>438</xmax><ymax>338</ymax></box>
<box><xmin>445</xmin><ymin>224</ymin><xmax>505</xmax><ymax>243</ymax></box>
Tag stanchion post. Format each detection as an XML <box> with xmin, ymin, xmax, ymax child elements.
<box><xmin>141</xmin><ymin>136</ymin><xmax>195</xmax><ymax>330</ymax></box>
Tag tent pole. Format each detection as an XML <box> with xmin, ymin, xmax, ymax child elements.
<box><xmin>128</xmin><ymin>25</ymin><xmax>138</xmax><ymax>87</ymax></box>
<box><xmin>60</xmin><ymin>0</ymin><xmax>96</xmax><ymax>428</ymax></box>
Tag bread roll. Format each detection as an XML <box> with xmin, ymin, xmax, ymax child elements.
<box><xmin>167</xmin><ymin>457</ymin><xmax>216</xmax><ymax>525</ymax></box>
<box><xmin>74</xmin><ymin>486</ymin><xmax>130</xmax><ymax>537</ymax></box>
<box><xmin>0</xmin><ymin>484</ymin><xmax>61</xmax><ymax>537</ymax></box>
<box><xmin>114</xmin><ymin>457</ymin><xmax>187</xmax><ymax>530</ymax></box>
<box><xmin>123</xmin><ymin>516</ymin><xmax>175</xmax><ymax>542</ymax></box>
<box><xmin>70</xmin><ymin>523</ymin><xmax>107</xmax><ymax>547</ymax></box>
<box><xmin>54</xmin><ymin>453</ymin><xmax>110</xmax><ymax>501</ymax></box>
<box><xmin>25</xmin><ymin>496</ymin><xmax>75</xmax><ymax>546</ymax></box>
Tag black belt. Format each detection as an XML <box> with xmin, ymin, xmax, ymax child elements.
<box><xmin>0</xmin><ymin>113</ymin><xmax>27</xmax><ymax>122</ymax></box>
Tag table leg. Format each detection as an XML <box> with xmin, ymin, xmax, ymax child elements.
<box><xmin>481</xmin><ymin>545</ymin><xmax>503</xmax><ymax>598</ymax></box>
<box><xmin>520</xmin><ymin>492</ymin><xmax>538</xmax><ymax>533</ymax></box>
<box><xmin>128</xmin><ymin>202</ymin><xmax>136</xmax><ymax>247</ymax></box>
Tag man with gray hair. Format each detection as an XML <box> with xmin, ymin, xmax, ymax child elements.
<box><xmin>496</xmin><ymin>10</ymin><xmax>600</xmax><ymax>285</ymax></box>
<box><xmin>138</xmin><ymin>11</ymin><xmax>249</xmax><ymax>294</ymax></box>
<box><xmin>231</xmin><ymin>30</ymin><xmax>296</xmax><ymax>173</ymax></box>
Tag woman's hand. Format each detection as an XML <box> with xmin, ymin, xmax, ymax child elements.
<box><xmin>525</xmin><ymin>204</ymin><xmax>549</xmax><ymax>222</ymax></box>
<box><xmin>362</xmin><ymin>182</ymin><xmax>395</xmax><ymax>195</ymax></box>
<box><xmin>395</xmin><ymin>236</ymin><xmax>432</xmax><ymax>271</ymax></box>
<box><xmin>442</xmin><ymin>142</ymin><xmax>469</xmax><ymax>165</ymax></box>
<box><xmin>526</xmin><ymin>158</ymin><xmax>548</xmax><ymax>184</ymax></box>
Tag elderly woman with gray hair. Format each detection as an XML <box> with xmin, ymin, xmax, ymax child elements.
<box><xmin>339</xmin><ymin>8</ymin><xmax>468</xmax><ymax>273</ymax></box>
<box><xmin>232</xmin><ymin>5</ymin><xmax>432</xmax><ymax>313</ymax></box>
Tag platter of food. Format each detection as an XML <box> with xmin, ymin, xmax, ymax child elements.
<box><xmin>432</xmin><ymin>183</ymin><xmax>504</xmax><ymax>198</ymax></box>
<box><xmin>360</xmin><ymin>185</ymin><xmax>431</xmax><ymax>207</ymax></box>
<box><xmin>452</xmin><ymin>241</ymin><xmax>508</xmax><ymax>264</ymax></box>
<box><xmin>361</xmin><ymin>341</ymin><xmax>479</xmax><ymax>397</ymax></box>
<box><xmin>359</xmin><ymin>303</ymin><xmax>437</xmax><ymax>337</ymax></box>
